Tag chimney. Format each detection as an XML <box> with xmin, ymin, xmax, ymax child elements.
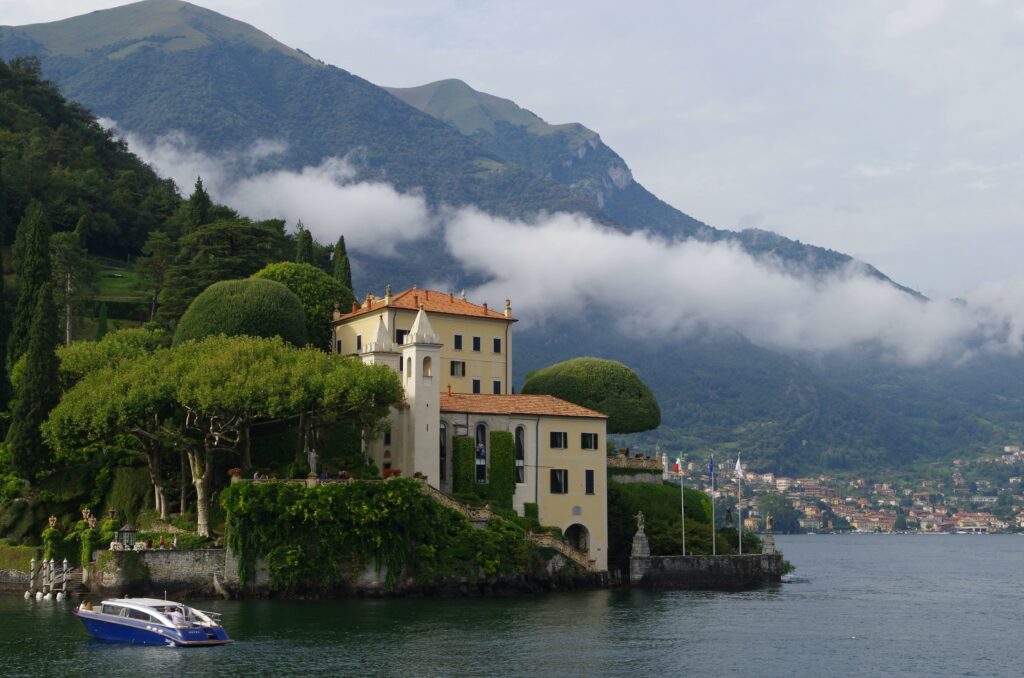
<box><xmin>414</xmin><ymin>294</ymin><xmax>419</xmax><ymax>307</ymax></box>
<box><xmin>483</xmin><ymin>302</ymin><xmax>488</xmax><ymax>313</ymax></box>
<box><xmin>504</xmin><ymin>299</ymin><xmax>512</xmax><ymax>318</ymax></box>
<box><xmin>351</xmin><ymin>300</ymin><xmax>358</xmax><ymax>313</ymax></box>
<box><xmin>460</xmin><ymin>289</ymin><xmax>466</xmax><ymax>301</ymax></box>
<box><xmin>450</xmin><ymin>292</ymin><xmax>454</xmax><ymax>301</ymax></box>
<box><xmin>412</xmin><ymin>283</ymin><xmax>417</xmax><ymax>290</ymax></box>
<box><xmin>425</xmin><ymin>289</ymin><xmax>429</xmax><ymax>300</ymax></box>
<box><xmin>384</xmin><ymin>284</ymin><xmax>392</xmax><ymax>305</ymax></box>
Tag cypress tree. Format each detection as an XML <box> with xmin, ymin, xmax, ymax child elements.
<box><xmin>332</xmin><ymin>235</ymin><xmax>353</xmax><ymax>292</ymax></box>
<box><xmin>6</xmin><ymin>283</ymin><xmax>60</xmax><ymax>480</ymax></box>
<box><xmin>8</xmin><ymin>201</ymin><xmax>52</xmax><ymax>364</ymax></box>
<box><xmin>95</xmin><ymin>302</ymin><xmax>108</xmax><ymax>340</ymax></box>
<box><xmin>295</xmin><ymin>222</ymin><xmax>313</xmax><ymax>263</ymax></box>
<box><xmin>0</xmin><ymin>228</ymin><xmax>10</xmax><ymax>412</ymax></box>
<box><xmin>187</xmin><ymin>177</ymin><xmax>213</xmax><ymax>233</ymax></box>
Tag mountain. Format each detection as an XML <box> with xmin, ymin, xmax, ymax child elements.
<box><xmin>385</xmin><ymin>78</ymin><xmax>912</xmax><ymax>291</ymax></box>
<box><xmin>3</xmin><ymin>0</ymin><xmax>1013</xmax><ymax>475</ymax></box>
<box><xmin>0</xmin><ymin>0</ymin><xmax>601</xmax><ymax>228</ymax></box>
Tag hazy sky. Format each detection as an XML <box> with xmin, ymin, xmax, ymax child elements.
<box><xmin>6</xmin><ymin>0</ymin><xmax>1024</xmax><ymax>300</ymax></box>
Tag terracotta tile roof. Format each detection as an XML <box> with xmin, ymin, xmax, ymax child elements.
<box><xmin>332</xmin><ymin>288</ymin><xmax>515</xmax><ymax>324</ymax></box>
<box><xmin>440</xmin><ymin>393</ymin><xmax>607</xmax><ymax>419</ymax></box>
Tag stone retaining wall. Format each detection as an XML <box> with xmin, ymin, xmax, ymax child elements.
<box><xmin>632</xmin><ymin>553</ymin><xmax>783</xmax><ymax>590</ymax></box>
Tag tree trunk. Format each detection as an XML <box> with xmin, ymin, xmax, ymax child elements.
<box><xmin>187</xmin><ymin>445</ymin><xmax>213</xmax><ymax>538</ymax></box>
<box><xmin>295</xmin><ymin>412</ymin><xmax>306</xmax><ymax>461</ymax></box>
<box><xmin>145</xmin><ymin>445</ymin><xmax>168</xmax><ymax>520</ymax></box>
<box><xmin>149</xmin><ymin>289</ymin><xmax>158</xmax><ymax>322</ymax></box>
<box><xmin>240</xmin><ymin>424</ymin><xmax>252</xmax><ymax>472</ymax></box>
<box><xmin>179</xmin><ymin>451</ymin><xmax>188</xmax><ymax>514</ymax></box>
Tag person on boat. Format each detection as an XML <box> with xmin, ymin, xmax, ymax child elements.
<box><xmin>170</xmin><ymin>607</ymin><xmax>186</xmax><ymax>626</ymax></box>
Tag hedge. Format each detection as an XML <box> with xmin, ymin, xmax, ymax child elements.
<box><xmin>522</xmin><ymin>357</ymin><xmax>660</xmax><ymax>433</ymax></box>
<box><xmin>173</xmin><ymin>278</ymin><xmax>308</xmax><ymax>347</ymax></box>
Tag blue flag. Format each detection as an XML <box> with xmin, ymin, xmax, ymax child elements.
<box><xmin>708</xmin><ymin>455</ymin><xmax>714</xmax><ymax>480</ymax></box>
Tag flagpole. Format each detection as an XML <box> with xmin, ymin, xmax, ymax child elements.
<box><xmin>679</xmin><ymin>458</ymin><xmax>686</xmax><ymax>556</ymax></box>
<box><xmin>738</xmin><ymin>470</ymin><xmax>743</xmax><ymax>556</ymax></box>
<box><xmin>710</xmin><ymin>453</ymin><xmax>716</xmax><ymax>556</ymax></box>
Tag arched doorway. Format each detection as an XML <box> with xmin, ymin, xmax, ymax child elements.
<box><xmin>565</xmin><ymin>524</ymin><xmax>589</xmax><ymax>553</ymax></box>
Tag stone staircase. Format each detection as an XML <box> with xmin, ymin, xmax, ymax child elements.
<box><xmin>417</xmin><ymin>481</ymin><xmax>596</xmax><ymax>572</ymax></box>
<box><xmin>66</xmin><ymin>568</ymin><xmax>90</xmax><ymax>597</ymax></box>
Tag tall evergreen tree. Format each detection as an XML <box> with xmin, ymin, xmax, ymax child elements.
<box><xmin>135</xmin><ymin>230</ymin><xmax>176</xmax><ymax>321</ymax></box>
<box><xmin>0</xmin><ymin>228</ymin><xmax>11</xmax><ymax>412</ymax></box>
<box><xmin>8</xmin><ymin>201</ymin><xmax>51</xmax><ymax>363</ymax></box>
<box><xmin>6</xmin><ymin>283</ymin><xmax>60</xmax><ymax>480</ymax></box>
<box><xmin>332</xmin><ymin>234</ymin><xmax>353</xmax><ymax>292</ymax></box>
<box><xmin>51</xmin><ymin>220</ymin><xmax>95</xmax><ymax>345</ymax></box>
<box><xmin>294</xmin><ymin>221</ymin><xmax>313</xmax><ymax>263</ymax></box>
<box><xmin>186</xmin><ymin>177</ymin><xmax>213</xmax><ymax>233</ymax></box>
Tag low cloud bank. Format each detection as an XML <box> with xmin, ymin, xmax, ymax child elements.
<box><xmin>111</xmin><ymin>126</ymin><xmax>1024</xmax><ymax>366</ymax></box>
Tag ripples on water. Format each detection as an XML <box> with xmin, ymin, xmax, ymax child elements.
<box><xmin>2</xmin><ymin>535</ymin><xmax>1022</xmax><ymax>677</ymax></box>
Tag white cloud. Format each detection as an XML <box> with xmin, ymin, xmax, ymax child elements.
<box><xmin>108</xmin><ymin>126</ymin><xmax>434</xmax><ymax>255</ymax></box>
<box><xmin>107</xmin><ymin>125</ymin><xmax>1024</xmax><ymax>369</ymax></box>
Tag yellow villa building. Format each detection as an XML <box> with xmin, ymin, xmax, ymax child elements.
<box><xmin>331</xmin><ymin>286</ymin><xmax>609</xmax><ymax>571</ymax></box>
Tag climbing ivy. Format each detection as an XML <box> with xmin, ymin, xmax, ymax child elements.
<box><xmin>451</xmin><ymin>432</ymin><xmax>514</xmax><ymax>508</ymax></box>
<box><xmin>221</xmin><ymin>478</ymin><xmax>542</xmax><ymax>592</ymax></box>
<box><xmin>452</xmin><ymin>436</ymin><xmax>475</xmax><ymax>494</ymax></box>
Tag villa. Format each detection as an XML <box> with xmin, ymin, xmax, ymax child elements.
<box><xmin>331</xmin><ymin>287</ymin><xmax>609</xmax><ymax>571</ymax></box>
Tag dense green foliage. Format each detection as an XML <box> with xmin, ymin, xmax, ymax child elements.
<box><xmin>221</xmin><ymin>479</ymin><xmax>539</xmax><ymax>591</ymax></box>
<box><xmin>158</xmin><ymin>219</ymin><xmax>289</xmax><ymax>327</ymax></box>
<box><xmin>0</xmin><ymin>57</ymin><xmax>181</xmax><ymax>259</ymax></box>
<box><xmin>46</xmin><ymin>335</ymin><xmax>404</xmax><ymax>536</ymax></box>
<box><xmin>252</xmin><ymin>262</ymin><xmax>353</xmax><ymax>350</ymax></box>
<box><xmin>757</xmin><ymin>493</ymin><xmax>803</xmax><ymax>534</ymax></box>
<box><xmin>57</xmin><ymin>327</ymin><xmax>168</xmax><ymax>382</ymax></box>
<box><xmin>294</xmin><ymin>226</ymin><xmax>312</xmax><ymax>264</ymax></box>
<box><xmin>606</xmin><ymin>480</ymin><xmax>759</xmax><ymax>571</ymax></box>
<box><xmin>173</xmin><ymin>278</ymin><xmax>308</xmax><ymax>347</ymax></box>
<box><xmin>6</xmin><ymin>284</ymin><xmax>60</xmax><ymax>478</ymax></box>
<box><xmin>523</xmin><ymin>357</ymin><xmax>660</xmax><ymax>433</ymax></box>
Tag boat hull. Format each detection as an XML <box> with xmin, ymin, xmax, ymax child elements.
<box><xmin>73</xmin><ymin>610</ymin><xmax>232</xmax><ymax>646</ymax></box>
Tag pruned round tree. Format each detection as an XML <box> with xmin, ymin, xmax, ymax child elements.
<box><xmin>252</xmin><ymin>262</ymin><xmax>354</xmax><ymax>350</ymax></box>
<box><xmin>522</xmin><ymin>357</ymin><xmax>660</xmax><ymax>434</ymax></box>
<box><xmin>173</xmin><ymin>278</ymin><xmax>308</xmax><ymax>347</ymax></box>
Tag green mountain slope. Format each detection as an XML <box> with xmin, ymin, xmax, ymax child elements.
<box><xmin>0</xmin><ymin>0</ymin><xmax>600</xmax><ymax>225</ymax></box>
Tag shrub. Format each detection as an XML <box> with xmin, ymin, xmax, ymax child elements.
<box><xmin>522</xmin><ymin>357</ymin><xmax>660</xmax><ymax>433</ymax></box>
<box><xmin>253</xmin><ymin>262</ymin><xmax>354</xmax><ymax>350</ymax></box>
<box><xmin>173</xmin><ymin>278</ymin><xmax>308</xmax><ymax>347</ymax></box>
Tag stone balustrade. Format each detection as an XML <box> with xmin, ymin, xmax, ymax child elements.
<box><xmin>607</xmin><ymin>455</ymin><xmax>662</xmax><ymax>470</ymax></box>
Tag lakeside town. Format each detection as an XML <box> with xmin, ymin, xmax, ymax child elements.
<box><xmin>659</xmin><ymin>445</ymin><xmax>1024</xmax><ymax>535</ymax></box>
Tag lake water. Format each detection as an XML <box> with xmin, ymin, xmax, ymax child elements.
<box><xmin>2</xmin><ymin>534</ymin><xmax>1022</xmax><ymax>677</ymax></box>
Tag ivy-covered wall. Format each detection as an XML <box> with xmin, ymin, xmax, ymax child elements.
<box><xmin>221</xmin><ymin>478</ymin><xmax>542</xmax><ymax>592</ymax></box>
<box><xmin>452</xmin><ymin>435</ymin><xmax>475</xmax><ymax>494</ymax></box>
<box><xmin>450</xmin><ymin>432</ymin><xmax>514</xmax><ymax>509</ymax></box>
<box><xmin>483</xmin><ymin>431</ymin><xmax>514</xmax><ymax>509</ymax></box>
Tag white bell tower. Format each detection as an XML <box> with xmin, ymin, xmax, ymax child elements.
<box><xmin>401</xmin><ymin>305</ymin><xmax>442</xmax><ymax>487</ymax></box>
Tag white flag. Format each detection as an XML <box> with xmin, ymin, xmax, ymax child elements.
<box><xmin>735</xmin><ymin>456</ymin><xmax>742</xmax><ymax>478</ymax></box>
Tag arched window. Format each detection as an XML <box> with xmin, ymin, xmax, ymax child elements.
<box><xmin>439</xmin><ymin>421</ymin><xmax>447</xmax><ymax>482</ymax></box>
<box><xmin>514</xmin><ymin>426</ymin><xmax>526</xmax><ymax>484</ymax></box>
<box><xmin>423</xmin><ymin>356</ymin><xmax>432</xmax><ymax>378</ymax></box>
<box><xmin>475</xmin><ymin>423</ymin><xmax>487</xmax><ymax>483</ymax></box>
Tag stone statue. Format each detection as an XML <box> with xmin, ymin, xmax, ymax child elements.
<box><xmin>725</xmin><ymin>508</ymin><xmax>733</xmax><ymax>528</ymax></box>
<box><xmin>634</xmin><ymin>511</ymin><xmax>645</xmax><ymax>534</ymax></box>
<box><xmin>766</xmin><ymin>514</ymin><xmax>774</xmax><ymax>533</ymax></box>
<box><xmin>306</xmin><ymin>447</ymin><xmax>319</xmax><ymax>476</ymax></box>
